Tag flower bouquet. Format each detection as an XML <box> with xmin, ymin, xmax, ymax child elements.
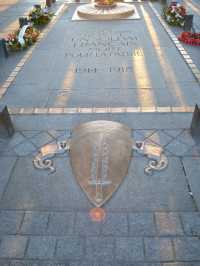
<box><xmin>164</xmin><ymin>2</ymin><xmax>186</xmax><ymax>27</ymax></box>
<box><xmin>29</xmin><ymin>5</ymin><xmax>53</xmax><ymax>25</ymax></box>
<box><xmin>178</xmin><ymin>32</ymin><xmax>200</xmax><ymax>46</ymax></box>
<box><xmin>5</xmin><ymin>32</ymin><xmax>21</xmax><ymax>52</ymax></box>
<box><xmin>5</xmin><ymin>26</ymin><xmax>40</xmax><ymax>52</ymax></box>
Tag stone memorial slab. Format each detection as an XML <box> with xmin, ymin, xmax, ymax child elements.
<box><xmin>1</xmin><ymin>3</ymin><xmax>200</xmax><ymax>108</ymax></box>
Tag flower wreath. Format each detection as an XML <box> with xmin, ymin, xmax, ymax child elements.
<box><xmin>178</xmin><ymin>32</ymin><xmax>200</xmax><ymax>46</ymax></box>
<box><xmin>164</xmin><ymin>2</ymin><xmax>186</xmax><ymax>27</ymax></box>
<box><xmin>29</xmin><ymin>5</ymin><xmax>53</xmax><ymax>25</ymax></box>
<box><xmin>5</xmin><ymin>25</ymin><xmax>40</xmax><ymax>51</ymax></box>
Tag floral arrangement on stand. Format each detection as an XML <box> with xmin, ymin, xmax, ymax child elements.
<box><xmin>163</xmin><ymin>2</ymin><xmax>186</xmax><ymax>27</ymax></box>
<box><xmin>178</xmin><ymin>32</ymin><xmax>200</xmax><ymax>46</ymax></box>
<box><xmin>5</xmin><ymin>26</ymin><xmax>40</xmax><ymax>52</ymax></box>
<box><xmin>29</xmin><ymin>5</ymin><xmax>53</xmax><ymax>25</ymax></box>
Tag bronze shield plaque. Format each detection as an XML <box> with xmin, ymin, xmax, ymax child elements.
<box><xmin>70</xmin><ymin>120</ymin><xmax>133</xmax><ymax>207</ymax></box>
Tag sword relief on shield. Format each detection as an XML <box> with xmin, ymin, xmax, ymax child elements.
<box><xmin>88</xmin><ymin>139</ymin><xmax>112</xmax><ymax>204</ymax></box>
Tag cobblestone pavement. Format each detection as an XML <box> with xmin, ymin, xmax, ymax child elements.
<box><xmin>0</xmin><ymin>0</ymin><xmax>200</xmax><ymax>265</ymax></box>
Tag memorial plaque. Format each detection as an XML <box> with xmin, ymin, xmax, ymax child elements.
<box><xmin>70</xmin><ymin>120</ymin><xmax>133</xmax><ymax>207</ymax></box>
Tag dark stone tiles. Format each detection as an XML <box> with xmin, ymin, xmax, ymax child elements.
<box><xmin>155</xmin><ymin>212</ymin><xmax>184</xmax><ymax>236</ymax></box>
<box><xmin>56</xmin><ymin>237</ymin><xmax>84</xmax><ymax>260</ymax></box>
<box><xmin>173</xmin><ymin>237</ymin><xmax>200</xmax><ymax>261</ymax></box>
<box><xmin>0</xmin><ymin>210</ymin><xmax>24</xmax><ymax>235</ymax></box>
<box><xmin>144</xmin><ymin>238</ymin><xmax>174</xmax><ymax>262</ymax></box>
<box><xmin>26</xmin><ymin>236</ymin><xmax>56</xmax><ymax>259</ymax></box>
<box><xmin>0</xmin><ymin>156</ymin><xmax>17</xmax><ymax>199</ymax></box>
<box><xmin>20</xmin><ymin>211</ymin><xmax>49</xmax><ymax>235</ymax></box>
<box><xmin>47</xmin><ymin>212</ymin><xmax>75</xmax><ymax>235</ymax></box>
<box><xmin>115</xmin><ymin>237</ymin><xmax>144</xmax><ymax>262</ymax></box>
<box><xmin>85</xmin><ymin>237</ymin><xmax>114</xmax><ymax>262</ymax></box>
<box><xmin>128</xmin><ymin>213</ymin><xmax>156</xmax><ymax>236</ymax></box>
<box><xmin>0</xmin><ymin>158</ymin><xmax>91</xmax><ymax>210</ymax></box>
<box><xmin>0</xmin><ymin>236</ymin><xmax>27</xmax><ymax>258</ymax></box>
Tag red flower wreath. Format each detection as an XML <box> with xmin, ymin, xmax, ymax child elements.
<box><xmin>178</xmin><ymin>32</ymin><xmax>200</xmax><ymax>46</ymax></box>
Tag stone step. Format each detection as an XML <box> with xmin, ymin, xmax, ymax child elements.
<box><xmin>10</xmin><ymin>112</ymin><xmax>193</xmax><ymax>131</ymax></box>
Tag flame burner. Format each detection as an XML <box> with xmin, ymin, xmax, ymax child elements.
<box><xmin>77</xmin><ymin>2</ymin><xmax>135</xmax><ymax>20</ymax></box>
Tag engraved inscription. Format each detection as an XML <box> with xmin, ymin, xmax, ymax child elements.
<box><xmin>65</xmin><ymin>30</ymin><xmax>144</xmax><ymax>58</ymax></box>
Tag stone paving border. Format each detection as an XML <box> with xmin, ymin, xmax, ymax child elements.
<box><xmin>8</xmin><ymin>106</ymin><xmax>194</xmax><ymax>115</ymax></box>
<box><xmin>0</xmin><ymin>210</ymin><xmax>200</xmax><ymax>261</ymax></box>
<box><xmin>149</xmin><ymin>2</ymin><xmax>200</xmax><ymax>84</ymax></box>
<box><xmin>0</xmin><ymin>3</ymin><xmax>68</xmax><ymax>100</ymax></box>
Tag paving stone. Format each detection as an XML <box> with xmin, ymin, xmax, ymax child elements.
<box><xmin>181</xmin><ymin>212</ymin><xmax>200</xmax><ymax>236</ymax></box>
<box><xmin>0</xmin><ymin>158</ymin><xmax>91</xmax><ymax>210</ymax></box>
<box><xmin>144</xmin><ymin>238</ymin><xmax>174</xmax><ymax>261</ymax></box>
<box><xmin>20</xmin><ymin>211</ymin><xmax>49</xmax><ymax>235</ymax></box>
<box><xmin>47</xmin><ymin>212</ymin><xmax>74</xmax><ymax>235</ymax></box>
<box><xmin>0</xmin><ymin>210</ymin><xmax>24</xmax><ymax>235</ymax></box>
<box><xmin>7</xmin><ymin>132</ymin><xmax>26</xmax><ymax>149</ymax></box>
<box><xmin>70</xmin><ymin>262</ymin><xmax>160</xmax><ymax>266</ymax></box>
<box><xmin>0</xmin><ymin>139</ymin><xmax>8</xmax><ymax>152</ymax></box>
<box><xmin>56</xmin><ymin>237</ymin><xmax>84</xmax><ymax>259</ymax></box>
<box><xmin>74</xmin><ymin>212</ymin><xmax>101</xmax><ymax>236</ymax></box>
<box><xmin>14</xmin><ymin>140</ymin><xmax>36</xmax><ymax>156</ymax></box>
<box><xmin>165</xmin><ymin>139</ymin><xmax>191</xmax><ymax>156</ymax></box>
<box><xmin>128</xmin><ymin>213</ymin><xmax>156</xmax><ymax>236</ymax></box>
<box><xmin>30</xmin><ymin>132</ymin><xmax>54</xmax><ymax>148</ymax></box>
<box><xmin>86</xmin><ymin>237</ymin><xmax>114</xmax><ymax>261</ymax></box>
<box><xmin>163</xmin><ymin>129</ymin><xmax>183</xmax><ymax>138</ymax></box>
<box><xmin>47</xmin><ymin>130</ymin><xmax>65</xmax><ymax>139</ymax></box>
<box><xmin>125</xmin><ymin>158</ymin><xmax>194</xmax><ymax>211</ymax></box>
<box><xmin>101</xmin><ymin>213</ymin><xmax>128</xmax><ymax>236</ymax></box>
<box><xmin>11</xmin><ymin>113</ymin><xmax>193</xmax><ymax>131</ymax></box>
<box><xmin>176</xmin><ymin>129</ymin><xmax>196</xmax><ymax>146</ymax></box>
<box><xmin>56</xmin><ymin>130</ymin><xmax>71</xmax><ymax>141</ymax></box>
<box><xmin>162</xmin><ymin>263</ymin><xmax>200</xmax><ymax>266</ymax></box>
<box><xmin>155</xmin><ymin>212</ymin><xmax>183</xmax><ymax>236</ymax></box>
<box><xmin>174</xmin><ymin>237</ymin><xmax>200</xmax><ymax>260</ymax></box>
<box><xmin>184</xmin><ymin>145</ymin><xmax>200</xmax><ymax>157</ymax></box>
<box><xmin>0</xmin><ymin>236</ymin><xmax>27</xmax><ymax>258</ymax></box>
<box><xmin>115</xmin><ymin>237</ymin><xmax>144</xmax><ymax>262</ymax></box>
<box><xmin>147</xmin><ymin>130</ymin><xmax>173</xmax><ymax>146</ymax></box>
<box><xmin>10</xmin><ymin>261</ymin><xmax>41</xmax><ymax>266</ymax></box>
<box><xmin>0</xmin><ymin>157</ymin><xmax>17</xmax><ymax>199</ymax></box>
<box><xmin>26</xmin><ymin>237</ymin><xmax>56</xmax><ymax>259</ymax></box>
<box><xmin>69</xmin><ymin>262</ymin><xmax>100</xmax><ymax>266</ymax></box>
<box><xmin>137</xmin><ymin>130</ymin><xmax>156</xmax><ymax>140</ymax></box>
<box><xmin>0</xmin><ymin>260</ymin><xmax>10</xmax><ymax>266</ymax></box>
<box><xmin>21</xmin><ymin>131</ymin><xmax>41</xmax><ymax>139</ymax></box>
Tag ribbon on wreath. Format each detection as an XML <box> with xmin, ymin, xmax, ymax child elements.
<box><xmin>17</xmin><ymin>25</ymin><xmax>30</xmax><ymax>47</ymax></box>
